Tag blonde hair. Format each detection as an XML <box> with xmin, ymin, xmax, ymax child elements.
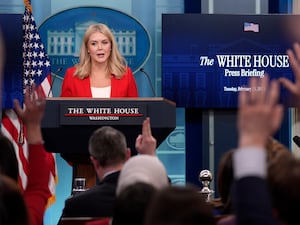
<box><xmin>75</xmin><ymin>23</ymin><xmax>127</xmax><ymax>79</ymax></box>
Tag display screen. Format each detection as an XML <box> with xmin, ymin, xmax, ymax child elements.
<box><xmin>162</xmin><ymin>14</ymin><xmax>299</xmax><ymax>108</ymax></box>
<box><xmin>0</xmin><ymin>14</ymin><xmax>23</xmax><ymax>109</ymax></box>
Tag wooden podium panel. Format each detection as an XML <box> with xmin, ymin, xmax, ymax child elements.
<box><xmin>41</xmin><ymin>97</ymin><xmax>176</xmax><ymax>188</ymax></box>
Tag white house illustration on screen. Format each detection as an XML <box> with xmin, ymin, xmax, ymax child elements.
<box><xmin>46</xmin><ymin>21</ymin><xmax>136</xmax><ymax>57</ymax></box>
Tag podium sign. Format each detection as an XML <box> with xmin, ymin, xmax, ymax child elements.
<box><xmin>41</xmin><ymin>97</ymin><xmax>176</xmax><ymax>163</ymax></box>
<box><xmin>59</xmin><ymin>101</ymin><xmax>147</xmax><ymax>125</ymax></box>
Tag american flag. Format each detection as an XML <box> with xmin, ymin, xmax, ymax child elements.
<box><xmin>244</xmin><ymin>22</ymin><xmax>259</xmax><ymax>33</ymax></box>
<box><xmin>1</xmin><ymin>0</ymin><xmax>57</xmax><ymax>206</ymax></box>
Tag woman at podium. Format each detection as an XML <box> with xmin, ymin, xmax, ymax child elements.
<box><xmin>61</xmin><ymin>23</ymin><xmax>138</xmax><ymax>98</ymax></box>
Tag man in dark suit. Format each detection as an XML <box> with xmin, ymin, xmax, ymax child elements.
<box><xmin>59</xmin><ymin>117</ymin><xmax>156</xmax><ymax>218</ymax></box>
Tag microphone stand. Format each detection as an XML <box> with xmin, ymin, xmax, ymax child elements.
<box><xmin>139</xmin><ymin>68</ymin><xmax>156</xmax><ymax>97</ymax></box>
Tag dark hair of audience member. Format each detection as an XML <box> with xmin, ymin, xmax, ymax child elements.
<box><xmin>112</xmin><ymin>182</ymin><xmax>156</xmax><ymax>225</ymax></box>
<box><xmin>88</xmin><ymin>126</ymin><xmax>128</xmax><ymax>167</ymax></box>
<box><xmin>0</xmin><ymin>174</ymin><xmax>29</xmax><ymax>225</ymax></box>
<box><xmin>267</xmin><ymin>149</ymin><xmax>300</xmax><ymax>225</ymax></box>
<box><xmin>0</xmin><ymin>132</ymin><xmax>18</xmax><ymax>182</ymax></box>
<box><xmin>144</xmin><ymin>185</ymin><xmax>216</xmax><ymax>225</ymax></box>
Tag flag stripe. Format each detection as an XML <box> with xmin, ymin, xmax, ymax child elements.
<box><xmin>41</xmin><ymin>75</ymin><xmax>52</xmax><ymax>97</ymax></box>
<box><xmin>1</xmin><ymin>110</ymin><xmax>29</xmax><ymax>191</ymax></box>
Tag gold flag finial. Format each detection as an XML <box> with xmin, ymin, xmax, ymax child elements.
<box><xmin>24</xmin><ymin>0</ymin><xmax>32</xmax><ymax>13</ymax></box>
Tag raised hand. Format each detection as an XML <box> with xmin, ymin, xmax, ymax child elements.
<box><xmin>135</xmin><ymin>117</ymin><xmax>157</xmax><ymax>156</ymax></box>
<box><xmin>238</xmin><ymin>76</ymin><xmax>284</xmax><ymax>148</ymax></box>
<box><xmin>279</xmin><ymin>43</ymin><xmax>300</xmax><ymax>98</ymax></box>
<box><xmin>14</xmin><ymin>84</ymin><xmax>46</xmax><ymax>144</ymax></box>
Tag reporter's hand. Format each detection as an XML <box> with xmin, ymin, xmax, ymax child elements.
<box><xmin>14</xmin><ymin>84</ymin><xmax>45</xmax><ymax>144</ymax></box>
<box><xmin>279</xmin><ymin>42</ymin><xmax>300</xmax><ymax>97</ymax></box>
<box><xmin>238</xmin><ymin>76</ymin><xmax>283</xmax><ymax>148</ymax></box>
<box><xmin>135</xmin><ymin>117</ymin><xmax>157</xmax><ymax>156</ymax></box>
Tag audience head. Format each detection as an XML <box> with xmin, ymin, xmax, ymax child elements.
<box><xmin>144</xmin><ymin>185</ymin><xmax>216</xmax><ymax>225</ymax></box>
<box><xmin>116</xmin><ymin>155</ymin><xmax>169</xmax><ymax>195</ymax></box>
<box><xmin>267</xmin><ymin>150</ymin><xmax>300</xmax><ymax>225</ymax></box>
<box><xmin>0</xmin><ymin>132</ymin><xmax>18</xmax><ymax>182</ymax></box>
<box><xmin>0</xmin><ymin>174</ymin><xmax>29</xmax><ymax>225</ymax></box>
<box><xmin>112</xmin><ymin>182</ymin><xmax>156</xmax><ymax>225</ymax></box>
<box><xmin>88</xmin><ymin>126</ymin><xmax>129</xmax><ymax>167</ymax></box>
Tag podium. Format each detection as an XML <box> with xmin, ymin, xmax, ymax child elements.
<box><xmin>41</xmin><ymin>97</ymin><xmax>176</xmax><ymax>188</ymax></box>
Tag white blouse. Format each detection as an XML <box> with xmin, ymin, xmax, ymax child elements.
<box><xmin>91</xmin><ymin>86</ymin><xmax>111</xmax><ymax>98</ymax></box>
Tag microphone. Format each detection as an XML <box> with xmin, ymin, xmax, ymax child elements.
<box><xmin>47</xmin><ymin>67</ymin><xmax>62</xmax><ymax>97</ymax></box>
<box><xmin>293</xmin><ymin>135</ymin><xmax>300</xmax><ymax>148</ymax></box>
<box><xmin>139</xmin><ymin>68</ymin><xmax>156</xmax><ymax>97</ymax></box>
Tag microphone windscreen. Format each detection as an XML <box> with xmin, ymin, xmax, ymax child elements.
<box><xmin>293</xmin><ymin>135</ymin><xmax>300</xmax><ymax>147</ymax></box>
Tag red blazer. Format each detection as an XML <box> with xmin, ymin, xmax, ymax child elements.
<box><xmin>60</xmin><ymin>67</ymin><xmax>138</xmax><ymax>97</ymax></box>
